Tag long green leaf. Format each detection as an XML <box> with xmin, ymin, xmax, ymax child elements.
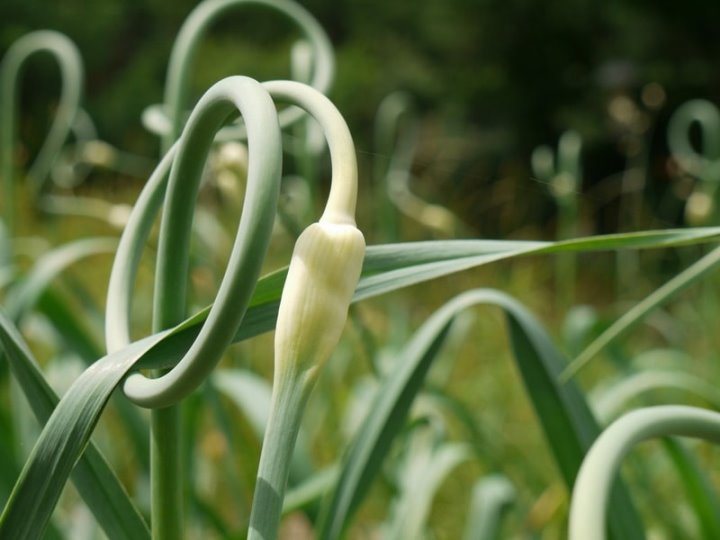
<box><xmin>3</xmin><ymin>238</ymin><xmax>151</xmax><ymax>469</ymax></box>
<box><xmin>134</xmin><ymin>227</ymin><xmax>720</xmax><ymax>370</ymax></box>
<box><xmin>0</xmin><ymin>311</ymin><xmax>152</xmax><ymax>540</ymax></box>
<box><xmin>316</xmin><ymin>289</ymin><xmax>645</xmax><ymax>540</ymax></box>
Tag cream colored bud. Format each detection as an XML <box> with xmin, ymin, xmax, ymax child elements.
<box><xmin>275</xmin><ymin>221</ymin><xmax>365</xmax><ymax>377</ymax></box>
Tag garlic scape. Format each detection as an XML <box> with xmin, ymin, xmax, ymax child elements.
<box><xmin>248</xmin><ymin>81</ymin><xmax>365</xmax><ymax>540</ymax></box>
<box><xmin>0</xmin><ymin>30</ymin><xmax>83</xmax><ymax>238</ymax></box>
<box><xmin>143</xmin><ymin>0</ymin><xmax>334</xmax><ymax>151</ymax></box>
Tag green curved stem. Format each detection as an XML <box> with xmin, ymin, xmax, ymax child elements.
<box><xmin>119</xmin><ymin>77</ymin><xmax>282</xmax><ymax>408</ymax></box>
<box><xmin>245</xmin><ymin>80</ymin><xmax>362</xmax><ymax>539</ymax></box>
<box><xmin>158</xmin><ymin>0</ymin><xmax>334</xmax><ymax>151</ymax></box>
<box><xmin>0</xmin><ymin>30</ymin><xmax>83</xmax><ymax>238</ymax></box>
<box><xmin>568</xmin><ymin>405</ymin><xmax>720</xmax><ymax>540</ymax></box>
<box><xmin>114</xmin><ymin>79</ymin><xmax>358</xmax><ymax>407</ymax></box>
<box><xmin>668</xmin><ymin>99</ymin><xmax>720</xmax><ymax>182</ymax></box>
<box><xmin>109</xmin><ymin>76</ymin><xmax>359</xmax><ymax>538</ymax></box>
<box><xmin>263</xmin><ymin>80</ymin><xmax>357</xmax><ymax>223</ymax></box>
<box><xmin>105</xmin><ymin>76</ymin><xmax>282</xmax><ymax>540</ymax></box>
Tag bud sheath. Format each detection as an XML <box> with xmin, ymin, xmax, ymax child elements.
<box><xmin>274</xmin><ymin>221</ymin><xmax>365</xmax><ymax>378</ymax></box>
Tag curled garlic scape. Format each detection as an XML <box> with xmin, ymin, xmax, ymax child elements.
<box><xmin>247</xmin><ymin>81</ymin><xmax>364</xmax><ymax>540</ymax></box>
<box><xmin>264</xmin><ymin>80</ymin><xmax>365</xmax><ymax>380</ymax></box>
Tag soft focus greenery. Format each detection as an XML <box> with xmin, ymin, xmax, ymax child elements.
<box><xmin>3</xmin><ymin>2</ymin><xmax>720</xmax><ymax>540</ymax></box>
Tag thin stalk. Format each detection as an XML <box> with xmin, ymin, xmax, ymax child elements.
<box><xmin>531</xmin><ymin>130</ymin><xmax>581</xmax><ymax>310</ymax></box>
<box><xmin>150</xmin><ymin>406</ymin><xmax>182</xmax><ymax>540</ymax></box>
<box><xmin>246</xmin><ymin>79</ymin><xmax>364</xmax><ymax>539</ymax></box>
<box><xmin>104</xmin><ymin>77</ymin><xmax>282</xmax><ymax>540</ymax></box>
<box><xmin>149</xmin><ymin>78</ymin><xmax>280</xmax><ymax>540</ymax></box>
<box><xmin>247</xmin><ymin>370</ymin><xmax>311</xmax><ymax>540</ymax></box>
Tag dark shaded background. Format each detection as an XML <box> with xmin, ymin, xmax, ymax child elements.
<box><xmin>3</xmin><ymin>0</ymin><xmax>720</xmax><ymax>238</ymax></box>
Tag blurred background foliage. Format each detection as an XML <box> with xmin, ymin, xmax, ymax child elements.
<box><xmin>4</xmin><ymin>3</ymin><xmax>720</xmax><ymax>538</ymax></box>
<box><xmin>3</xmin><ymin>0</ymin><xmax>720</xmax><ymax>239</ymax></box>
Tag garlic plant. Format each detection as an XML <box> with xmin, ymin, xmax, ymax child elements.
<box><xmin>140</xmin><ymin>0</ymin><xmax>334</xmax><ymax>151</ymax></box>
<box><xmin>248</xmin><ymin>80</ymin><xmax>364</xmax><ymax>540</ymax></box>
<box><xmin>6</xmin><ymin>9</ymin><xmax>720</xmax><ymax>540</ymax></box>
<box><xmin>667</xmin><ymin>99</ymin><xmax>720</xmax><ymax>225</ymax></box>
<box><xmin>0</xmin><ymin>30</ymin><xmax>82</xmax><ymax>238</ymax></box>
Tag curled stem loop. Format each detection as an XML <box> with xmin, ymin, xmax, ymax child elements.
<box><xmin>143</xmin><ymin>0</ymin><xmax>334</xmax><ymax>150</ymax></box>
<box><xmin>107</xmin><ymin>75</ymin><xmax>283</xmax><ymax>408</ymax></box>
<box><xmin>0</xmin><ymin>30</ymin><xmax>83</xmax><ymax>235</ymax></box>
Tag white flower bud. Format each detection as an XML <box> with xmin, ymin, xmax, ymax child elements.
<box><xmin>274</xmin><ymin>220</ymin><xmax>365</xmax><ymax>377</ymax></box>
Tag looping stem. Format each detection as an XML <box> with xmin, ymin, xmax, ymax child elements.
<box><xmin>0</xmin><ymin>30</ymin><xmax>83</xmax><ymax>238</ymax></box>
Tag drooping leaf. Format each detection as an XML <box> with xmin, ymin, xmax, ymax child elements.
<box><xmin>0</xmin><ymin>311</ymin><xmax>152</xmax><ymax>540</ymax></box>
<box><xmin>317</xmin><ymin>289</ymin><xmax>645</xmax><ymax>540</ymax></box>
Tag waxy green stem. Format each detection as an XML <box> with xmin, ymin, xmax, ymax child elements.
<box><xmin>120</xmin><ymin>77</ymin><xmax>282</xmax><ymax>408</ymax></box>
<box><xmin>155</xmin><ymin>0</ymin><xmax>334</xmax><ymax>151</ymax></box>
<box><xmin>264</xmin><ymin>80</ymin><xmax>358</xmax><ymax>224</ymax></box>
<box><xmin>569</xmin><ymin>405</ymin><xmax>720</xmax><ymax>540</ymax></box>
<box><xmin>247</xmin><ymin>80</ymin><xmax>364</xmax><ymax>539</ymax></box>
<box><xmin>149</xmin><ymin>76</ymin><xmax>279</xmax><ymax>540</ymax></box>
<box><xmin>0</xmin><ymin>30</ymin><xmax>82</xmax><ymax>239</ymax></box>
<box><xmin>105</xmin><ymin>76</ymin><xmax>282</xmax><ymax>540</ymax></box>
<box><xmin>248</xmin><ymin>369</ymin><xmax>312</xmax><ymax>540</ymax></box>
